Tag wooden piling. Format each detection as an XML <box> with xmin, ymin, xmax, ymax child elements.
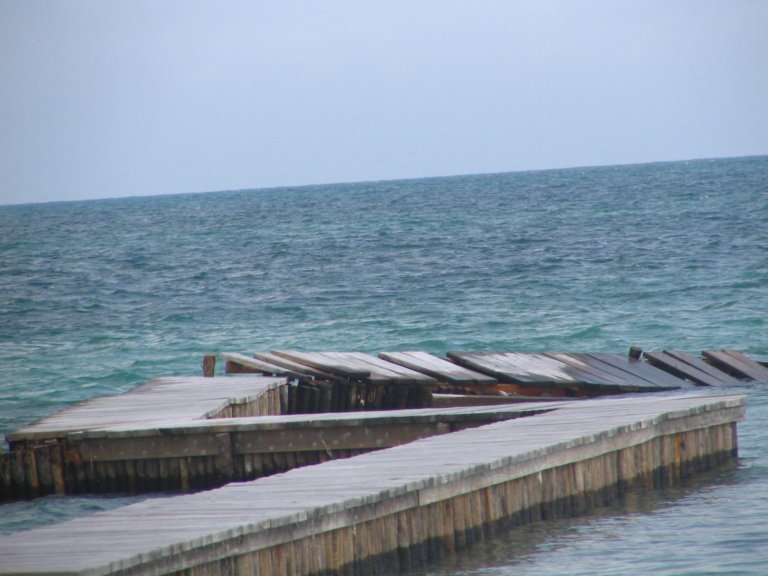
<box><xmin>202</xmin><ymin>354</ymin><xmax>216</xmax><ymax>377</ymax></box>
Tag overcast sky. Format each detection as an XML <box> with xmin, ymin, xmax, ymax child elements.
<box><xmin>1</xmin><ymin>1</ymin><xmax>766</xmax><ymax>205</ymax></box>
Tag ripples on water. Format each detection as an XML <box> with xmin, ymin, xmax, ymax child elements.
<box><xmin>1</xmin><ymin>156</ymin><xmax>767</xmax><ymax>571</ymax></box>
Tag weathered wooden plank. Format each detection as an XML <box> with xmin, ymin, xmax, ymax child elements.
<box><xmin>222</xmin><ymin>352</ymin><xmax>295</xmax><ymax>376</ymax></box>
<box><xmin>232</xmin><ymin>423</ymin><xmax>450</xmax><ymax>454</ymax></box>
<box><xmin>448</xmin><ymin>352</ymin><xmax>567</xmax><ymax>387</ymax></box>
<box><xmin>340</xmin><ymin>352</ymin><xmax>438</xmax><ymax>386</ymax></box>
<box><xmin>662</xmin><ymin>350</ymin><xmax>742</xmax><ymax>386</ymax></box>
<box><xmin>584</xmin><ymin>353</ymin><xmax>692</xmax><ymax>389</ymax></box>
<box><xmin>8</xmin><ymin>376</ymin><xmax>286</xmax><ymax>443</ymax></box>
<box><xmin>642</xmin><ymin>350</ymin><xmax>738</xmax><ymax>387</ymax></box>
<box><xmin>544</xmin><ymin>353</ymin><xmax>643</xmax><ymax>389</ymax></box>
<box><xmin>702</xmin><ymin>349</ymin><xmax>768</xmax><ymax>381</ymax></box>
<box><xmin>273</xmin><ymin>350</ymin><xmax>436</xmax><ymax>386</ymax></box>
<box><xmin>75</xmin><ymin>434</ymin><xmax>222</xmax><ymax>462</ymax></box>
<box><xmin>379</xmin><ymin>351</ymin><xmax>497</xmax><ymax>386</ymax></box>
<box><xmin>253</xmin><ymin>352</ymin><xmax>340</xmax><ymax>380</ymax></box>
<box><xmin>448</xmin><ymin>351</ymin><xmax>673</xmax><ymax>391</ymax></box>
<box><xmin>270</xmin><ymin>350</ymin><xmax>373</xmax><ymax>381</ymax></box>
<box><xmin>575</xmin><ymin>354</ymin><xmax>674</xmax><ymax>388</ymax></box>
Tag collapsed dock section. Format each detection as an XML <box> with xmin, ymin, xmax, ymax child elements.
<box><xmin>223</xmin><ymin>347</ymin><xmax>765</xmax><ymax>398</ymax></box>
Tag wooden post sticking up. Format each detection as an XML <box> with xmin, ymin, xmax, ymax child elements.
<box><xmin>202</xmin><ymin>354</ymin><xmax>216</xmax><ymax>377</ymax></box>
<box><xmin>628</xmin><ymin>346</ymin><xmax>643</xmax><ymax>360</ymax></box>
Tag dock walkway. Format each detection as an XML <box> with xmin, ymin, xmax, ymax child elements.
<box><xmin>1</xmin><ymin>376</ymin><xmax>552</xmax><ymax>500</ymax></box>
<box><xmin>0</xmin><ymin>392</ymin><xmax>745</xmax><ymax>576</ymax></box>
<box><xmin>7</xmin><ymin>376</ymin><xmax>285</xmax><ymax>441</ymax></box>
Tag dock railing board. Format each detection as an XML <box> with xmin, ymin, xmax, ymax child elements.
<box><xmin>0</xmin><ymin>392</ymin><xmax>745</xmax><ymax>576</ymax></box>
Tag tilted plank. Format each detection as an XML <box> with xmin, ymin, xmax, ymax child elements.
<box><xmin>448</xmin><ymin>352</ymin><xmax>588</xmax><ymax>388</ymax></box>
<box><xmin>584</xmin><ymin>353</ymin><xmax>693</xmax><ymax>389</ymax></box>
<box><xmin>702</xmin><ymin>349</ymin><xmax>768</xmax><ymax>381</ymax></box>
<box><xmin>544</xmin><ymin>353</ymin><xmax>642</xmax><ymax>389</ymax></box>
<box><xmin>449</xmin><ymin>352</ymin><xmax>556</xmax><ymax>387</ymax></box>
<box><xmin>643</xmin><ymin>350</ymin><xmax>740</xmax><ymax>387</ymax></box>
<box><xmin>272</xmin><ymin>351</ymin><xmax>436</xmax><ymax>386</ymax></box>
<box><xmin>511</xmin><ymin>353</ymin><xmax>622</xmax><ymax>387</ymax></box>
<box><xmin>379</xmin><ymin>351</ymin><xmax>497</xmax><ymax>386</ymax></box>
<box><xmin>486</xmin><ymin>351</ymin><xmax>664</xmax><ymax>390</ymax></box>
<box><xmin>270</xmin><ymin>350</ymin><xmax>373</xmax><ymax>381</ymax></box>
<box><xmin>642</xmin><ymin>351</ymin><xmax>716</xmax><ymax>386</ymax></box>
<box><xmin>561</xmin><ymin>353</ymin><xmax>666</xmax><ymax>388</ymax></box>
<box><xmin>339</xmin><ymin>352</ymin><xmax>437</xmax><ymax>385</ymax></box>
<box><xmin>664</xmin><ymin>350</ymin><xmax>742</xmax><ymax>385</ymax></box>
<box><xmin>221</xmin><ymin>352</ymin><xmax>296</xmax><ymax>376</ymax></box>
<box><xmin>253</xmin><ymin>352</ymin><xmax>344</xmax><ymax>381</ymax></box>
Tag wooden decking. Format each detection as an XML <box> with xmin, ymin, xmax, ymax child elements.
<box><xmin>1</xmin><ymin>375</ymin><xmax>555</xmax><ymax>501</ymax></box>
<box><xmin>0</xmin><ymin>392</ymin><xmax>745</xmax><ymax>576</ymax></box>
<box><xmin>6</xmin><ymin>376</ymin><xmax>285</xmax><ymax>441</ymax></box>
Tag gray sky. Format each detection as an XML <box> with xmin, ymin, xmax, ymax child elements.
<box><xmin>2</xmin><ymin>1</ymin><xmax>767</xmax><ymax>205</ymax></box>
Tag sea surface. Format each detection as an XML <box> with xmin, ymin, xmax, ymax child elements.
<box><xmin>1</xmin><ymin>156</ymin><xmax>767</xmax><ymax>574</ymax></box>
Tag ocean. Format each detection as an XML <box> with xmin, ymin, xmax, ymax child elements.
<box><xmin>1</xmin><ymin>156</ymin><xmax>767</xmax><ymax>574</ymax></box>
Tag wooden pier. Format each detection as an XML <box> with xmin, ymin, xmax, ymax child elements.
<box><xmin>1</xmin><ymin>376</ymin><xmax>551</xmax><ymax>500</ymax></box>
<box><xmin>0</xmin><ymin>392</ymin><xmax>745</xmax><ymax>576</ymax></box>
<box><xmin>0</xmin><ymin>347</ymin><xmax>761</xmax><ymax>574</ymax></box>
<box><xmin>3</xmin><ymin>347</ymin><xmax>765</xmax><ymax>502</ymax></box>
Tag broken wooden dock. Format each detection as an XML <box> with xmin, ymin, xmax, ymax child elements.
<box><xmin>222</xmin><ymin>347</ymin><xmax>767</xmax><ymax>397</ymax></box>
<box><xmin>0</xmin><ymin>392</ymin><xmax>746</xmax><ymax>576</ymax></box>
<box><xmin>4</xmin><ymin>347</ymin><xmax>764</xmax><ymax>502</ymax></box>
<box><xmin>1</xmin><ymin>346</ymin><xmax>759</xmax><ymax>574</ymax></box>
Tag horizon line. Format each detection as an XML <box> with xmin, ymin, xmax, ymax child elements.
<box><xmin>2</xmin><ymin>153</ymin><xmax>766</xmax><ymax>209</ymax></box>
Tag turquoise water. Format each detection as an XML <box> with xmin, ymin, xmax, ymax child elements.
<box><xmin>1</xmin><ymin>156</ymin><xmax>767</xmax><ymax>572</ymax></box>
